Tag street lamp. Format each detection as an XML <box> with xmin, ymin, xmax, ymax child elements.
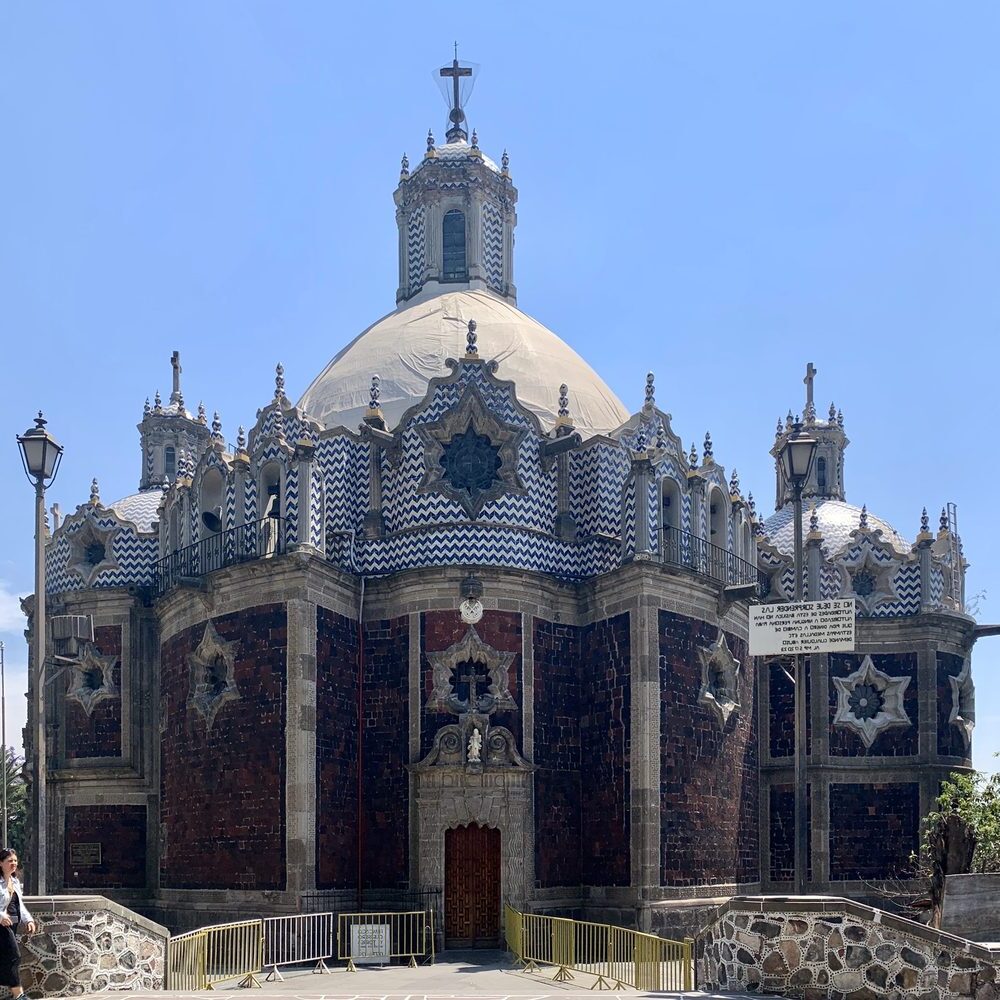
<box><xmin>778</xmin><ymin>420</ymin><xmax>817</xmax><ymax>895</ymax></box>
<box><xmin>17</xmin><ymin>411</ymin><xmax>63</xmax><ymax>894</ymax></box>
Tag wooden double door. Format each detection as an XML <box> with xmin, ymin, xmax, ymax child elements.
<box><xmin>444</xmin><ymin>823</ymin><xmax>501</xmax><ymax>948</ymax></box>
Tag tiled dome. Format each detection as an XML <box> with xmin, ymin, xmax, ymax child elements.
<box><xmin>763</xmin><ymin>498</ymin><xmax>910</xmax><ymax>558</ymax></box>
<box><xmin>108</xmin><ymin>489</ymin><xmax>162</xmax><ymax>534</ymax></box>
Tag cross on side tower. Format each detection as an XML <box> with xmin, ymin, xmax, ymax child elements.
<box><xmin>804</xmin><ymin>362</ymin><xmax>817</xmax><ymax>417</ymax></box>
<box><xmin>440</xmin><ymin>47</ymin><xmax>472</xmax><ymax>142</ymax></box>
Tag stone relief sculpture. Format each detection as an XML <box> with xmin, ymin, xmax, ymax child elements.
<box><xmin>832</xmin><ymin>654</ymin><xmax>911</xmax><ymax>748</ymax></box>
<box><xmin>697</xmin><ymin>631</ymin><xmax>742</xmax><ymax>728</ymax></box>
<box><xmin>187</xmin><ymin>620</ymin><xmax>240</xmax><ymax>729</ymax></box>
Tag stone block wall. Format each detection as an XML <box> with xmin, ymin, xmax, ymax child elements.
<box><xmin>21</xmin><ymin>895</ymin><xmax>167</xmax><ymax>996</ymax></box>
<box><xmin>315</xmin><ymin>606</ymin><xmax>359</xmax><ymax>889</ymax></box>
<box><xmin>697</xmin><ymin>895</ymin><xmax>1000</xmax><ymax>1000</ymax></box>
<box><xmin>63</xmin><ymin>805</ymin><xmax>147</xmax><ymax>890</ymax></box>
<box><xmin>943</xmin><ymin>874</ymin><xmax>1000</xmax><ymax>945</ymax></box>
<box><xmin>828</xmin><ymin>782</ymin><xmax>919</xmax><ymax>881</ymax></box>
<box><xmin>659</xmin><ymin>610</ymin><xmax>758</xmax><ymax>887</ymax></box>
<box><xmin>159</xmin><ymin>604</ymin><xmax>287</xmax><ymax>890</ymax></box>
<box><xmin>63</xmin><ymin>624</ymin><xmax>122</xmax><ymax>760</ymax></box>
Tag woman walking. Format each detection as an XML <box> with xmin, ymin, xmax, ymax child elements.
<box><xmin>0</xmin><ymin>849</ymin><xmax>35</xmax><ymax>999</ymax></box>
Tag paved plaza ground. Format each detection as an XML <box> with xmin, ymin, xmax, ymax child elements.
<box><xmin>88</xmin><ymin>950</ymin><xmax>774</xmax><ymax>1000</ymax></box>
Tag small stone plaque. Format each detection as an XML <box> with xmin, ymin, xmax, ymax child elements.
<box><xmin>69</xmin><ymin>843</ymin><xmax>102</xmax><ymax>866</ymax></box>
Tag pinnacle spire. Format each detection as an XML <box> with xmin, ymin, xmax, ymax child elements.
<box><xmin>439</xmin><ymin>48</ymin><xmax>473</xmax><ymax>143</ymax></box>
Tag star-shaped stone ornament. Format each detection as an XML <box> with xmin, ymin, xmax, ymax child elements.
<box><xmin>697</xmin><ymin>631</ymin><xmax>742</xmax><ymax>728</ymax></box>
<box><xmin>416</xmin><ymin>384</ymin><xmax>528</xmax><ymax>519</ymax></box>
<box><xmin>66</xmin><ymin>642</ymin><xmax>118</xmax><ymax>717</ymax></box>
<box><xmin>187</xmin><ymin>620</ymin><xmax>240</xmax><ymax>729</ymax></box>
<box><xmin>67</xmin><ymin>515</ymin><xmax>119</xmax><ymax>586</ymax></box>
<box><xmin>838</xmin><ymin>544</ymin><xmax>898</xmax><ymax>614</ymax></box>
<box><xmin>426</xmin><ymin>627</ymin><xmax>517</xmax><ymax>716</ymax></box>
<box><xmin>949</xmin><ymin>658</ymin><xmax>975</xmax><ymax>744</ymax></box>
<box><xmin>832</xmin><ymin>655</ymin><xmax>911</xmax><ymax>748</ymax></box>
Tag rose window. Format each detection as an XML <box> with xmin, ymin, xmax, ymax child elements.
<box><xmin>440</xmin><ymin>428</ymin><xmax>502</xmax><ymax>494</ymax></box>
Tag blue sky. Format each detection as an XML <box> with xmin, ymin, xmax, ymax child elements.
<box><xmin>1</xmin><ymin>2</ymin><xmax>998</xmax><ymax>770</ymax></box>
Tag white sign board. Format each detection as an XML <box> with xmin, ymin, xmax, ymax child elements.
<box><xmin>749</xmin><ymin>599</ymin><xmax>856</xmax><ymax>656</ymax></box>
<box><xmin>350</xmin><ymin>924</ymin><xmax>392</xmax><ymax>964</ymax></box>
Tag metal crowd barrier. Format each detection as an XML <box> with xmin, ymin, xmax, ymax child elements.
<box><xmin>337</xmin><ymin>910</ymin><xmax>435</xmax><ymax>971</ymax></box>
<box><xmin>262</xmin><ymin>912</ymin><xmax>334</xmax><ymax>981</ymax></box>
<box><xmin>166</xmin><ymin>919</ymin><xmax>264</xmax><ymax>989</ymax></box>
<box><xmin>504</xmin><ymin>903</ymin><xmax>693</xmax><ymax>991</ymax></box>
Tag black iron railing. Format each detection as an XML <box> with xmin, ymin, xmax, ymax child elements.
<box><xmin>154</xmin><ymin>516</ymin><xmax>287</xmax><ymax>597</ymax></box>
<box><xmin>661</xmin><ymin>524</ymin><xmax>765</xmax><ymax>594</ymax></box>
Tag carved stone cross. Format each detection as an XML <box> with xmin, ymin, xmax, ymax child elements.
<box><xmin>803</xmin><ymin>362</ymin><xmax>817</xmax><ymax>412</ymax></box>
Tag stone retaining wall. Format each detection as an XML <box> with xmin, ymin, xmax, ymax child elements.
<box><xmin>697</xmin><ymin>896</ymin><xmax>1000</xmax><ymax>1000</ymax></box>
<box><xmin>943</xmin><ymin>875</ymin><xmax>1000</xmax><ymax>944</ymax></box>
<box><xmin>20</xmin><ymin>895</ymin><xmax>168</xmax><ymax>996</ymax></box>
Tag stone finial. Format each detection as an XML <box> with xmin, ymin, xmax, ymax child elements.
<box><xmin>940</xmin><ymin>507</ymin><xmax>949</xmax><ymax>533</ymax></box>
<box><xmin>90</xmin><ymin>477</ymin><xmax>101</xmax><ymax>505</ymax></box>
<box><xmin>501</xmin><ymin>149</ymin><xmax>510</xmax><ymax>174</ymax></box>
<box><xmin>197</xmin><ymin>401</ymin><xmax>207</xmax><ymax>424</ymax></box>
<box><xmin>829</xmin><ymin>401</ymin><xmax>837</xmax><ymax>422</ymax></box>
<box><xmin>786</xmin><ymin>411</ymin><xmax>794</xmax><ymax>430</ymax></box>
<box><xmin>644</xmin><ymin>371</ymin><xmax>655</xmax><ymax>409</ymax></box>
<box><xmin>747</xmin><ymin>492</ymin><xmax>757</xmax><ymax>519</ymax></box>
<box><xmin>558</xmin><ymin>384</ymin><xmax>569</xmax><ymax>419</ymax></box>
<box><xmin>237</xmin><ymin>425</ymin><xmax>247</xmax><ymax>452</ymax></box>
<box><xmin>275</xmin><ymin>362</ymin><xmax>285</xmax><ymax>400</ymax></box>
<box><xmin>837</xmin><ymin>408</ymin><xmax>844</xmax><ymax>427</ymax></box>
<box><xmin>400</xmin><ymin>152</ymin><xmax>409</xmax><ymax>179</ymax></box>
<box><xmin>426</xmin><ymin>128</ymin><xmax>435</xmax><ymax>153</ymax></box>
<box><xmin>859</xmin><ymin>504</ymin><xmax>869</xmax><ymax>529</ymax></box>
<box><xmin>369</xmin><ymin>374</ymin><xmax>381</xmax><ymax>409</ymax></box>
<box><xmin>471</xmin><ymin>129</ymin><xmax>479</xmax><ymax>149</ymax></box>
<box><xmin>775</xmin><ymin>417</ymin><xmax>784</xmax><ymax>439</ymax></box>
<box><xmin>655</xmin><ymin>421</ymin><xmax>666</xmax><ymax>449</ymax></box>
<box><xmin>689</xmin><ymin>442</ymin><xmax>698</xmax><ymax>470</ymax></box>
<box><xmin>921</xmin><ymin>507</ymin><xmax>930</xmax><ymax>534</ymax></box>
<box><xmin>809</xmin><ymin>503</ymin><xmax>819</xmax><ymax>533</ymax></box>
<box><xmin>211</xmin><ymin>411</ymin><xmax>223</xmax><ymax>444</ymax></box>
<box><xmin>154</xmin><ymin>391</ymin><xmax>162</xmax><ymax>413</ymax></box>
<box><xmin>176</xmin><ymin>390</ymin><xmax>185</xmax><ymax>410</ymax></box>
<box><xmin>466</xmin><ymin>319</ymin><xmax>478</xmax><ymax>356</ymax></box>
<box><xmin>729</xmin><ymin>469</ymin><xmax>740</xmax><ymax>497</ymax></box>
<box><xmin>703</xmin><ymin>432</ymin><xmax>713</xmax><ymax>463</ymax></box>
<box><xmin>143</xmin><ymin>397</ymin><xmax>151</xmax><ymax>417</ymax></box>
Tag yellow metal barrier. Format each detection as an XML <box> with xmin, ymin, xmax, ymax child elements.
<box><xmin>166</xmin><ymin>919</ymin><xmax>264</xmax><ymax>989</ymax></box>
<box><xmin>503</xmin><ymin>903</ymin><xmax>693</xmax><ymax>991</ymax></box>
<box><xmin>166</xmin><ymin>929</ymin><xmax>207</xmax><ymax>990</ymax></box>
<box><xmin>337</xmin><ymin>910</ymin><xmax>435</xmax><ymax>971</ymax></box>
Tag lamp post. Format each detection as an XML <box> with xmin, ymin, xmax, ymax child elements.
<box><xmin>778</xmin><ymin>420</ymin><xmax>817</xmax><ymax>895</ymax></box>
<box><xmin>17</xmin><ymin>412</ymin><xmax>64</xmax><ymax>894</ymax></box>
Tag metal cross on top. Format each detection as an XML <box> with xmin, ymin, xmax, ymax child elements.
<box><xmin>803</xmin><ymin>362</ymin><xmax>817</xmax><ymax>413</ymax></box>
<box><xmin>440</xmin><ymin>45</ymin><xmax>472</xmax><ymax>140</ymax></box>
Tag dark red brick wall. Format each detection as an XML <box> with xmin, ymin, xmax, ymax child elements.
<box><xmin>936</xmin><ymin>652</ymin><xmax>971</xmax><ymax>759</ymax></box>
<box><xmin>63</xmin><ymin>804</ymin><xmax>146</xmax><ymax>889</ymax></box>
<box><xmin>160</xmin><ymin>605</ymin><xmax>286</xmax><ymax>890</ymax></box>
<box><xmin>659</xmin><ymin>610</ymin><xmax>758</xmax><ymax>886</ymax></box>
<box><xmin>767</xmin><ymin>784</ymin><xmax>811</xmax><ymax>883</ymax></box>
<box><xmin>768</xmin><ymin>660</ymin><xmax>794</xmax><ymax>758</ymax></box>
<box><xmin>361</xmin><ymin>617</ymin><xmax>409</xmax><ymax>889</ymax></box>
<box><xmin>316</xmin><ymin>607</ymin><xmax>359</xmax><ymax>890</ymax></box>
<box><xmin>64</xmin><ymin>625</ymin><xmax>122</xmax><ymax>760</ymax></box>
<box><xmin>828</xmin><ymin>653</ymin><xmax>918</xmax><ymax>756</ymax></box>
<box><xmin>580</xmin><ymin>614</ymin><xmax>631</xmax><ymax>887</ymax></box>
<box><xmin>421</xmin><ymin>611</ymin><xmax>522</xmax><ymax>758</ymax></box>
<box><xmin>532</xmin><ymin>618</ymin><xmax>582</xmax><ymax>887</ymax></box>
<box><xmin>828</xmin><ymin>782</ymin><xmax>919</xmax><ymax>881</ymax></box>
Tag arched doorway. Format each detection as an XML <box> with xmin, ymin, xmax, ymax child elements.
<box><xmin>444</xmin><ymin>824</ymin><xmax>501</xmax><ymax>948</ymax></box>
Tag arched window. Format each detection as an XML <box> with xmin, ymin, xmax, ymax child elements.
<box><xmin>164</xmin><ymin>446</ymin><xmax>176</xmax><ymax>480</ymax></box>
<box><xmin>709</xmin><ymin>488</ymin><xmax>727</xmax><ymax>547</ymax></box>
<box><xmin>661</xmin><ymin>478</ymin><xmax>682</xmax><ymax>564</ymax></box>
<box><xmin>200</xmin><ymin>467</ymin><xmax>224</xmax><ymax>537</ymax></box>
<box><xmin>817</xmin><ymin>456</ymin><xmax>827</xmax><ymax>495</ymax></box>
<box><xmin>442</xmin><ymin>209</ymin><xmax>467</xmax><ymax>280</ymax></box>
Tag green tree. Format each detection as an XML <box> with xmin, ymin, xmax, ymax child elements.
<box><xmin>0</xmin><ymin>748</ymin><xmax>27</xmax><ymax>854</ymax></box>
<box><xmin>923</xmin><ymin>765</ymin><xmax>1000</xmax><ymax>875</ymax></box>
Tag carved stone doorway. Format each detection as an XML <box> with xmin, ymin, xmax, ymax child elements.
<box><xmin>444</xmin><ymin>824</ymin><xmax>501</xmax><ymax>948</ymax></box>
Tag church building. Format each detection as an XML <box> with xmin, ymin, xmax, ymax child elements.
<box><xmin>26</xmin><ymin>61</ymin><xmax>977</xmax><ymax>941</ymax></box>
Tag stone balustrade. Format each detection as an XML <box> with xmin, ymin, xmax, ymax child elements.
<box><xmin>19</xmin><ymin>895</ymin><xmax>167</xmax><ymax>996</ymax></box>
<box><xmin>696</xmin><ymin>896</ymin><xmax>1000</xmax><ymax>1000</ymax></box>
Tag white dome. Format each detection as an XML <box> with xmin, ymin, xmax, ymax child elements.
<box><xmin>764</xmin><ymin>499</ymin><xmax>911</xmax><ymax>558</ymax></box>
<box><xmin>298</xmin><ymin>290</ymin><xmax>631</xmax><ymax>437</ymax></box>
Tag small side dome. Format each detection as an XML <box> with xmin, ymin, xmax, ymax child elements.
<box><xmin>107</xmin><ymin>489</ymin><xmax>163</xmax><ymax>534</ymax></box>
<box><xmin>763</xmin><ymin>499</ymin><xmax>910</xmax><ymax>557</ymax></box>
